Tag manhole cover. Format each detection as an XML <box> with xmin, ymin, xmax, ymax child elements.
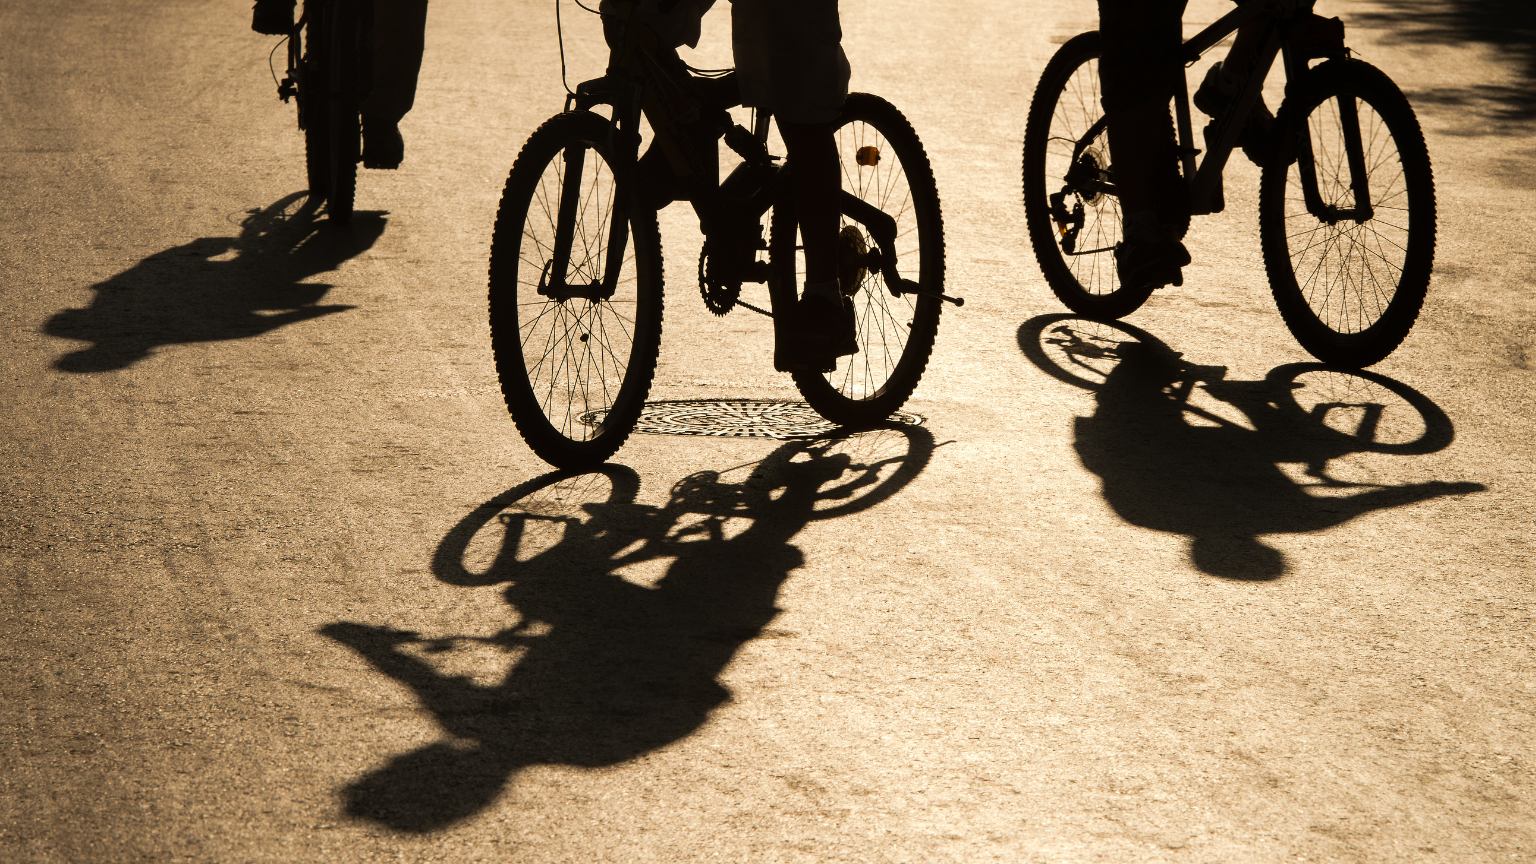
<box><xmin>580</xmin><ymin>399</ymin><xmax>924</xmax><ymax>439</ymax></box>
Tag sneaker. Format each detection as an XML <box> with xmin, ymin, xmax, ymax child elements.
<box><xmin>801</xmin><ymin>283</ymin><xmax>857</xmax><ymax>357</ymax></box>
<box><xmin>774</xmin><ymin>284</ymin><xmax>857</xmax><ymax>373</ymax></box>
<box><xmin>362</xmin><ymin>116</ymin><xmax>404</xmax><ymax>170</ymax></box>
<box><xmin>1193</xmin><ymin>62</ymin><xmax>1275</xmax><ymax>166</ymax></box>
<box><xmin>251</xmin><ymin>0</ymin><xmax>294</xmax><ymax>35</ymax></box>
<box><xmin>1116</xmin><ymin>211</ymin><xmax>1190</xmax><ymax>291</ymax></box>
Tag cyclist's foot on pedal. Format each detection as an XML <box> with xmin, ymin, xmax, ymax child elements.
<box><xmin>1194</xmin><ymin>61</ymin><xmax>1276</xmax><ymax>165</ymax></box>
<box><xmin>774</xmin><ymin>281</ymin><xmax>857</xmax><ymax>373</ymax></box>
<box><xmin>251</xmin><ymin>0</ymin><xmax>294</xmax><ymax>35</ymax></box>
<box><xmin>803</xmin><ymin>280</ymin><xmax>858</xmax><ymax>359</ymax></box>
<box><xmin>362</xmin><ymin>116</ymin><xmax>404</xmax><ymax>169</ymax></box>
<box><xmin>1116</xmin><ymin>214</ymin><xmax>1190</xmax><ymax>291</ymax></box>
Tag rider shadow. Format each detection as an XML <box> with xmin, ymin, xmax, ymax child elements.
<box><xmin>44</xmin><ymin>192</ymin><xmax>383</xmax><ymax>373</ymax></box>
<box><xmin>1019</xmin><ymin>315</ymin><xmax>1484</xmax><ymax>581</ymax></box>
<box><xmin>321</xmin><ymin>425</ymin><xmax>932</xmax><ymax>833</ymax></box>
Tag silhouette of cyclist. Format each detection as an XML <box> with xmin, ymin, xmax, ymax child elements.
<box><xmin>252</xmin><ymin>0</ymin><xmax>428</xmax><ymax>168</ymax></box>
<box><xmin>1098</xmin><ymin>0</ymin><xmax>1272</xmax><ymax>291</ymax></box>
<box><xmin>600</xmin><ymin>0</ymin><xmax>855</xmax><ymax>372</ymax></box>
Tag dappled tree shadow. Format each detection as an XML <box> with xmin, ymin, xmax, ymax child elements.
<box><xmin>1356</xmin><ymin>0</ymin><xmax>1536</xmax><ymax>129</ymax></box>
<box><xmin>45</xmin><ymin>192</ymin><xmax>383</xmax><ymax>372</ymax></box>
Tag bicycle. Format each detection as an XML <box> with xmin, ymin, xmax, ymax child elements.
<box><xmin>271</xmin><ymin>0</ymin><xmax>369</xmax><ymax>223</ymax></box>
<box><xmin>487</xmin><ymin>0</ymin><xmax>957</xmax><ymax>469</ymax></box>
<box><xmin>1022</xmin><ymin>0</ymin><xmax>1436</xmax><ymax>367</ymax></box>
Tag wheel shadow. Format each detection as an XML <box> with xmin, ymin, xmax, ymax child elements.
<box><xmin>43</xmin><ymin>192</ymin><xmax>384</xmax><ymax>372</ymax></box>
<box><xmin>1019</xmin><ymin>314</ymin><xmax>1484</xmax><ymax>580</ymax></box>
<box><xmin>320</xmin><ymin>424</ymin><xmax>933</xmax><ymax>833</ymax></box>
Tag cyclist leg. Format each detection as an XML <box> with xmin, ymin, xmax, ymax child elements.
<box><xmin>360</xmin><ymin>0</ymin><xmax>429</xmax><ymax>169</ymax></box>
<box><xmin>1098</xmin><ymin>0</ymin><xmax>1190</xmax><ymax>289</ymax></box>
<box><xmin>734</xmin><ymin>0</ymin><xmax>855</xmax><ymax>368</ymax></box>
<box><xmin>1192</xmin><ymin>19</ymin><xmax>1275</xmax><ymax>165</ymax></box>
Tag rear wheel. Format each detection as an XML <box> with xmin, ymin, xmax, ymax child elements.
<box><xmin>1023</xmin><ymin>32</ymin><xmax>1153</xmax><ymax>320</ymax></box>
<box><xmin>1261</xmin><ymin>59</ymin><xmax>1435</xmax><ymax>366</ymax></box>
<box><xmin>488</xmin><ymin>111</ymin><xmax>663</xmax><ymax>469</ymax></box>
<box><xmin>772</xmin><ymin>93</ymin><xmax>945</xmax><ymax>427</ymax></box>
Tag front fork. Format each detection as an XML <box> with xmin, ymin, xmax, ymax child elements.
<box><xmin>839</xmin><ymin>193</ymin><xmax>961</xmax><ymax>307</ymax></box>
<box><xmin>1284</xmin><ymin>38</ymin><xmax>1374</xmax><ymax>223</ymax></box>
<box><xmin>542</xmin><ymin>125</ymin><xmax>635</xmax><ymax>302</ymax></box>
<box><xmin>1292</xmin><ymin>95</ymin><xmax>1374</xmax><ymax>223</ymax></box>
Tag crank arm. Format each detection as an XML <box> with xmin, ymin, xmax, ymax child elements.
<box><xmin>840</xmin><ymin>191</ymin><xmax>963</xmax><ymax>307</ymax></box>
<box><xmin>891</xmin><ymin>278</ymin><xmax>964</xmax><ymax>307</ymax></box>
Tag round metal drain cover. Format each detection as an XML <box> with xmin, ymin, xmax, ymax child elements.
<box><xmin>581</xmin><ymin>399</ymin><xmax>923</xmax><ymax>439</ymax></box>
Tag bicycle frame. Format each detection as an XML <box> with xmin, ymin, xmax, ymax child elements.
<box><xmin>541</xmin><ymin>1</ymin><xmax>933</xmax><ymax>313</ymax></box>
<box><xmin>1067</xmin><ymin>0</ymin><xmax>1361</xmax><ymax>222</ymax></box>
<box><xmin>1179</xmin><ymin>0</ymin><xmax>1363</xmax><ymax>219</ymax></box>
<box><xmin>541</xmin><ymin>3</ymin><xmax>779</xmax><ymax>305</ymax></box>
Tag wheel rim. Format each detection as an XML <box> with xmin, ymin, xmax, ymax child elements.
<box><xmin>1283</xmin><ymin>94</ymin><xmax>1412</xmax><ymax>336</ymax></box>
<box><xmin>1040</xmin><ymin>52</ymin><xmax>1122</xmax><ymax>299</ymax></box>
<box><xmin>513</xmin><ymin>142</ymin><xmax>640</xmax><ymax>444</ymax></box>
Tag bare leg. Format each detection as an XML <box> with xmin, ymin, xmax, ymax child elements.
<box><xmin>1097</xmin><ymin>0</ymin><xmax>1191</xmax><ymax>288</ymax></box>
<box><xmin>361</xmin><ymin>0</ymin><xmax>429</xmax><ymax>168</ymax></box>
<box><xmin>779</xmin><ymin>121</ymin><xmax>840</xmax><ymax>289</ymax></box>
<box><xmin>774</xmin><ymin>120</ymin><xmax>856</xmax><ymax>369</ymax></box>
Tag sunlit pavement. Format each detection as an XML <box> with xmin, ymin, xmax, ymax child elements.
<box><xmin>2</xmin><ymin>1</ymin><xmax>1532</xmax><ymax>861</ymax></box>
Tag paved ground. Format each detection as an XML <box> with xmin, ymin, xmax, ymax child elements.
<box><xmin>2</xmin><ymin>1</ymin><xmax>1532</xmax><ymax>861</ymax></box>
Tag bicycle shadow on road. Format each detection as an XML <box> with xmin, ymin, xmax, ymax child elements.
<box><xmin>44</xmin><ymin>191</ymin><xmax>383</xmax><ymax>373</ymax></box>
<box><xmin>1018</xmin><ymin>314</ymin><xmax>1484</xmax><ymax>581</ymax></box>
<box><xmin>320</xmin><ymin>425</ymin><xmax>932</xmax><ymax>833</ymax></box>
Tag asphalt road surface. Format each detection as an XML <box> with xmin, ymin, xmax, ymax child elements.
<box><xmin>3</xmin><ymin>1</ymin><xmax>1532</xmax><ymax>861</ymax></box>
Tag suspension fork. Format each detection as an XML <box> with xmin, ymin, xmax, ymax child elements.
<box><xmin>1335</xmin><ymin>92</ymin><xmax>1375</xmax><ymax>219</ymax></box>
<box><xmin>547</xmin><ymin>144</ymin><xmax>587</xmax><ymax>295</ymax></box>
<box><xmin>543</xmin><ymin>110</ymin><xmax>639</xmax><ymax>301</ymax></box>
<box><xmin>599</xmin><ymin>116</ymin><xmax>637</xmax><ymax>299</ymax></box>
<box><xmin>1284</xmin><ymin>40</ymin><xmax>1373</xmax><ymax>223</ymax></box>
<box><xmin>840</xmin><ymin>192</ymin><xmax>963</xmax><ymax>307</ymax></box>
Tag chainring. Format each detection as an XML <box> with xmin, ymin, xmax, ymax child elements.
<box><xmin>698</xmin><ymin>248</ymin><xmax>740</xmax><ymax>316</ymax></box>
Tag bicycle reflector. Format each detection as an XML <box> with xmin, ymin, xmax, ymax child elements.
<box><xmin>856</xmin><ymin>145</ymin><xmax>881</xmax><ymax>167</ymax></box>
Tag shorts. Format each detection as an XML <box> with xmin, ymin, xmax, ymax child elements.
<box><xmin>731</xmin><ymin>0</ymin><xmax>850</xmax><ymax>125</ymax></box>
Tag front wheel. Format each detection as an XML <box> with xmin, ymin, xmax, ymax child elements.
<box><xmin>322</xmin><ymin>0</ymin><xmax>364</xmax><ymax>224</ymax></box>
<box><xmin>1022</xmin><ymin>32</ymin><xmax>1153</xmax><ymax>320</ymax></box>
<box><xmin>298</xmin><ymin>5</ymin><xmax>330</xmax><ymax>200</ymax></box>
<box><xmin>771</xmin><ymin>93</ymin><xmax>945</xmax><ymax>427</ymax></box>
<box><xmin>488</xmin><ymin>111</ymin><xmax>664</xmax><ymax>469</ymax></box>
<box><xmin>1260</xmin><ymin>59</ymin><xmax>1435</xmax><ymax>366</ymax></box>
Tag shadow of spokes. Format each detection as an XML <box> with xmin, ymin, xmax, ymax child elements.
<box><xmin>1019</xmin><ymin>314</ymin><xmax>1484</xmax><ymax>580</ymax></box>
